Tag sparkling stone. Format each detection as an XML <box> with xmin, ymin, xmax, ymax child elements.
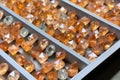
<box><xmin>53</xmin><ymin>59</ymin><xmax>65</xmax><ymax>70</ymax></box>
<box><xmin>0</xmin><ymin>41</ymin><xmax>9</xmax><ymax>52</ymax></box>
<box><xmin>85</xmin><ymin>49</ymin><xmax>97</xmax><ymax>62</ymax></box>
<box><xmin>67</xmin><ymin>61</ymin><xmax>78</xmax><ymax>77</ymax></box>
<box><xmin>65</xmin><ymin>31</ymin><xmax>75</xmax><ymax>41</ymax></box>
<box><xmin>26</xmin><ymin>3</ymin><xmax>35</xmax><ymax>13</ymax></box>
<box><xmin>77</xmin><ymin>0</ymin><xmax>88</xmax><ymax>7</ymax></box>
<box><xmin>93</xmin><ymin>30</ymin><xmax>99</xmax><ymax>39</ymax></box>
<box><xmin>92</xmin><ymin>45</ymin><xmax>103</xmax><ymax>56</ymax></box>
<box><xmin>67</xmin><ymin>40</ymin><xmax>77</xmax><ymax>49</ymax></box>
<box><xmin>75</xmin><ymin>33</ymin><xmax>84</xmax><ymax>44</ymax></box>
<box><xmin>45</xmin><ymin>44</ymin><xmax>56</xmax><ymax>57</ymax></box>
<box><xmin>38</xmin><ymin>22</ymin><xmax>47</xmax><ymax>31</ymax></box>
<box><xmin>59</xmin><ymin>7</ymin><xmax>67</xmax><ymax>14</ymax></box>
<box><xmin>56</xmin><ymin>51</ymin><xmax>66</xmax><ymax>60</ymax></box>
<box><xmin>103</xmin><ymin>40</ymin><xmax>113</xmax><ymax>50</ymax></box>
<box><xmin>15</xmin><ymin>35</ymin><xmax>25</xmax><ymax>46</ymax></box>
<box><xmin>42</xmin><ymin>61</ymin><xmax>53</xmax><ymax>73</ymax></box>
<box><xmin>16</xmin><ymin>1</ymin><xmax>25</xmax><ymax>10</ymax></box>
<box><xmin>75</xmin><ymin>44</ymin><xmax>85</xmax><ymax>56</ymax></box>
<box><xmin>8</xmin><ymin>44</ymin><xmax>19</xmax><ymax>56</ymax></box>
<box><xmin>15</xmin><ymin>54</ymin><xmax>26</xmax><ymax>66</ymax></box>
<box><xmin>38</xmin><ymin>39</ymin><xmax>49</xmax><ymax>51</ymax></box>
<box><xmin>30</xmin><ymin>48</ymin><xmax>40</xmax><ymax>59</ymax></box>
<box><xmin>68</xmin><ymin>26</ymin><xmax>77</xmax><ymax>33</ymax></box>
<box><xmin>11</xmin><ymin>21</ymin><xmax>22</xmax><ymax>30</ymax></box>
<box><xmin>46</xmin><ymin>25</ymin><xmax>55</xmax><ymax>36</ymax></box>
<box><xmin>28</xmin><ymin>33</ymin><xmax>38</xmax><ymax>44</ymax></box>
<box><xmin>90</xmin><ymin>21</ymin><xmax>100</xmax><ymax>31</ymax></box>
<box><xmin>47</xmin><ymin>70</ymin><xmax>58</xmax><ymax>80</ymax></box>
<box><xmin>25</xmin><ymin>14</ymin><xmax>35</xmax><ymax>23</ymax></box>
<box><xmin>80</xmin><ymin>16</ymin><xmax>90</xmax><ymax>25</ymax></box>
<box><xmin>80</xmin><ymin>28</ymin><xmax>89</xmax><ymax>37</ymax></box>
<box><xmin>58</xmin><ymin>69</ymin><xmax>68</xmax><ymax>80</ymax></box>
<box><xmin>20</xmin><ymin>27</ymin><xmax>29</xmax><ymax>38</ymax></box>
<box><xmin>21</xmin><ymin>41</ymin><xmax>33</xmax><ymax>52</ymax></box>
<box><xmin>88</xmin><ymin>33</ymin><xmax>97</xmax><ymax>48</ymax></box>
<box><xmin>3</xmin><ymin>16</ymin><xmax>13</xmax><ymax>25</ymax></box>
<box><xmin>58</xmin><ymin>23</ymin><xmax>67</xmax><ymax>33</ymax></box>
<box><xmin>60</xmin><ymin>13</ymin><xmax>67</xmax><ymax>19</ymax></box>
<box><xmin>79</xmin><ymin>39</ymin><xmax>89</xmax><ymax>49</ymax></box>
<box><xmin>33</xmin><ymin>19</ymin><xmax>42</xmax><ymax>27</ymax></box>
<box><xmin>8</xmin><ymin>70</ymin><xmax>20</xmax><ymax>80</ymax></box>
<box><xmin>0</xmin><ymin>10</ymin><xmax>4</xmax><ymax>20</ymax></box>
<box><xmin>0</xmin><ymin>63</ymin><xmax>8</xmax><ymax>76</ymax></box>
<box><xmin>99</xmin><ymin>26</ymin><xmax>109</xmax><ymax>36</ymax></box>
<box><xmin>104</xmin><ymin>10</ymin><xmax>115</xmax><ymax>20</ymax></box>
<box><xmin>0</xmin><ymin>75</ymin><xmax>5</xmax><ymax>80</ymax></box>
<box><xmin>51</xmin><ymin>0</ymin><xmax>59</xmax><ymax>8</ymax></box>
<box><xmin>106</xmin><ymin>32</ymin><xmax>116</xmax><ymax>42</ymax></box>
<box><xmin>36</xmin><ymin>52</ymin><xmax>48</xmax><ymax>64</ymax></box>
<box><xmin>23</xmin><ymin>60</ymin><xmax>35</xmax><ymax>73</ymax></box>
<box><xmin>33</xmin><ymin>70</ymin><xmax>45</xmax><ymax>80</ymax></box>
<box><xmin>105</xmin><ymin>0</ymin><xmax>115</xmax><ymax>10</ymax></box>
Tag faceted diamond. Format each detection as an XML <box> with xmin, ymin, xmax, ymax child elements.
<box><xmin>33</xmin><ymin>70</ymin><xmax>45</xmax><ymax>80</ymax></box>
<box><xmin>45</xmin><ymin>44</ymin><xmax>56</xmax><ymax>57</ymax></box>
<box><xmin>0</xmin><ymin>75</ymin><xmax>5</xmax><ymax>80</ymax></box>
<box><xmin>0</xmin><ymin>63</ymin><xmax>8</xmax><ymax>76</ymax></box>
<box><xmin>0</xmin><ymin>10</ymin><xmax>4</xmax><ymax>20</ymax></box>
<box><xmin>20</xmin><ymin>27</ymin><xmax>29</xmax><ymax>38</ymax></box>
<box><xmin>36</xmin><ymin>52</ymin><xmax>48</xmax><ymax>64</ymax></box>
<box><xmin>28</xmin><ymin>33</ymin><xmax>38</xmax><ymax>44</ymax></box>
<box><xmin>38</xmin><ymin>39</ymin><xmax>49</xmax><ymax>51</ymax></box>
<box><xmin>99</xmin><ymin>26</ymin><xmax>109</xmax><ymax>36</ymax></box>
<box><xmin>53</xmin><ymin>59</ymin><xmax>65</xmax><ymax>70</ymax></box>
<box><xmin>47</xmin><ymin>70</ymin><xmax>58</xmax><ymax>80</ymax></box>
<box><xmin>21</xmin><ymin>41</ymin><xmax>33</xmax><ymax>52</ymax></box>
<box><xmin>15</xmin><ymin>54</ymin><xmax>26</xmax><ymax>66</ymax></box>
<box><xmin>67</xmin><ymin>61</ymin><xmax>78</xmax><ymax>77</ymax></box>
<box><xmin>90</xmin><ymin>21</ymin><xmax>100</xmax><ymax>31</ymax></box>
<box><xmin>67</xmin><ymin>40</ymin><xmax>77</xmax><ymax>49</ymax></box>
<box><xmin>23</xmin><ymin>61</ymin><xmax>35</xmax><ymax>73</ymax></box>
<box><xmin>56</xmin><ymin>51</ymin><xmax>66</xmax><ymax>60</ymax></box>
<box><xmin>42</xmin><ymin>61</ymin><xmax>53</xmax><ymax>73</ymax></box>
<box><xmin>8</xmin><ymin>70</ymin><xmax>20</xmax><ymax>80</ymax></box>
<box><xmin>3</xmin><ymin>16</ymin><xmax>13</xmax><ymax>25</ymax></box>
<box><xmin>0</xmin><ymin>41</ymin><xmax>9</xmax><ymax>52</ymax></box>
<box><xmin>8</xmin><ymin>44</ymin><xmax>19</xmax><ymax>56</ymax></box>
<box><xmin>80</xmin><ymin>16</ymin><xmax>90</xmax><ymax>25</ymax></box>
<box><xmin>58</xmin><ymin>69</ymin><xmax>68</xmax><ymax>80</ymax></box>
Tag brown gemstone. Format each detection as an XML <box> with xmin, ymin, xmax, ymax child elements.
<box><xmin>67</xmin><ymin>40</ymin><xmax>77</xmax><ymax>49</ymax></box>
<box><xmin>15</xmin><ymin>35</ymin><xmax>25</xmax><ymax>46</ymax></box>
<box><xmin>80</xmin><ymin>16</ymin><xmax>90</xmax><ymax>25</ymax></box>
<box><xmin>46</xmin><ymin>25</ymin><xmax>55</xmax><ymax>36</ymax></box>
<box><xmin>106</xmin><ymin>32</ymin><xmax>116</xmax><ymax>42</ymax></box>
<box><xmin>77</xmin><ymin>0</ymin><xmax>88</xmax><ymax>7</ymax></box>
<box><xmin>86</xmin><ymin>50</ymin><xmax>97</xmax><ymax>62</ymax></box>
<box><xmin>11</xmin><ymin>21</ymin><xmax>22</xmax><ymax>30</ymax></box>
<box><xmin>47</xmin><ymin>70</ymin><xmax>58</xmax><ymax>80</ymax></box>
<box><xmin>59</xmin><ymin>7</ymin><xmax>67</xmax><ymax>14</ymax></box>
<box><xmin>42</xmin><ymin>61</ymin><xmax>53</xmax><ymax>73</ymax></box>
<box><xmin>8</xmin><ymin>44</ymin><xmax>19</xmax><ymax>56</ymax></box>
<box><xmin>17</xmin><ymin>1</ymin><xmax>25</xmax><ymax>10</ymax></box>
<box><xmin>36</xmin><ymin>52</ymin><xmax>48</xmax><ymax>64</ymax></box>
<box><xmin>103</xmin><ymin>41</ymin><xmax>113</xmax><ymax>50</ymax></box>
<box><xmin>0</xmin><ymin>41</ymin><xmax>9</xmax><ymax>52</ymax></box>
<box><xmin>90</xmin><ymin>21</ymin><xmax>100</xmax><ymax>31</ymax></box>
<box><xmin>75</xmin><ymin>44</ymin><xmax>85</xmax><ymax>56</ymax></box>
<box><xmin>65</xmin><ymin>31</ymin><xmax>75</xmax><ymax>41</ymax></box>
<box><xmin>33</xmin><ymin>19</ymin><xmax>42</xmax><ymax>26</ymax></box>
<box><xmin>79</xmin><ymin>28</ymin><xmax>89</xmax><ymax>37</ymax></box>
<box><xmin>38</xmin><ymin>39</ymin><xmax>49</xmax><ymax>51</ymax></box>
<box><xmin>53</xmin><ymin>59</ymin><xmax>65</xmax><ymax>70</ymax></box>
<box><xmin>75</xmin><ymin>33</ymin><xmax>84</xmax><ymax>43</ymax></box>
<box><xmin>0</xmin><ymin>63</ymin><xmax>9</xmax><ymax>76</ymax></box>
<box><xmin>75</xmin><ymin>21</ymin><xmax>85</xmax><ymax>32</ymax></box>
<box><xmin>23</xmin><ymin>60</ymin><xmax>35</xmax><ymax>73</ymax></box>
<box><xmin>21</xmin><ymin>41</ymin><xmax>33</xmax><ymax>52</ymax></box>
<box><xmin>56</xmin><ymin>51</ymin><xmax>66</xmax><ymax>60</ymax></box>
<box><xmin>33</xmin><ymin>70</ymin><xmax>45</xmax><ymax>80</ymax></box>
<box><xmin>92</xmin><ymin>45</ymin><xmax>103</xmax><ymax>56</ymax></box>
<box><xmin>99</xmin><ymin>26</ymin><xmax>109</xmax><ymax>36</ymax></box>
<box><xmin>58</xmin><ymin>23</ymin><xmax>67</xmax><ymax>33</ymax></box>
<box><xmin>79</xmin><ymin>38</ymin><xmax>89</xmax><ymax>49</ymax></box>
<box><xmin>28</xmin><ymin>33</ymin><xmax>38</xmax><ymax>44</ymax></box>
<box><xmin>15</xmin><ymin>54</ymin><xmax>26</xmax><ymax>66</ymax></box>
<box><xmin>0</xmin><ymin>10</ymin><xmax>4</xmax><ymax>20</ymax></box>
<box><xmin>67</xmin><ymin>61</ymin><xmax>78</xmax><ymax>77</ymax></box>
<box><xmin>29</xmin><ymin>48</ymin><xmax>40</xmax><ymax>59</ymax></box>
<box><xmin>105</xmin><ymin>0</ymin><xmax>115</xmax><ymax>10</ymax></box>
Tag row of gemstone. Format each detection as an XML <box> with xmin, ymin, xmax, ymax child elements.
<box><xmin>0</xmin><ymin>0</ymin><xmax>117</xmax><ymax>62</ymax></box>
<box><xmin>0</xmin><ymin>10</ymin><xmax>79</xmax><ymax>80</ymax></box>
<box><xmin>0</xmin><ymin>62</ymin><xmax>20</xmax><ymax>80</ymax></box>
<box><xmin>70</xmin><ymin>0</ymin><xmax>120</xmax><ymax>26</ymax></box>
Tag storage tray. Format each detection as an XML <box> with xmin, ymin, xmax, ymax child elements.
<box><xmin>0</xmin><ymin>0</ymin><xmax>120</xmax><ymax>80</ymax></box>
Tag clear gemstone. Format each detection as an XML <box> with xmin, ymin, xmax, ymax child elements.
<box><xmin>20</xmin><ymin>27</ymin><xmax>29</xmax><ymax>38</ymax></box>
<box><xmin>58</xmin><ymin>69</ymin><xmax>68</xmax><ymax>80</ymax></box>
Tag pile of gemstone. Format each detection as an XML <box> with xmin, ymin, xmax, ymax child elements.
<box><xmin>70</xmin><ymin>0</ymin><xmax>120</xmax><ymax>26</ymax></box>
<box><xmin>0</xmin><ymin>10</ymin><xmax>79</xmax><ymax>80</ymax></box>
<box><xmin>0</xmin><ymin>62</ymin><xmax>20</xmax><ymax>80</ymax></box>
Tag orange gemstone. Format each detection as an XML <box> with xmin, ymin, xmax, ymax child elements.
<box><xmin>80</xmin><ymin>16</ymin><xmax>90</xmax><ymax>25</ymax></box>
<box><xmin>15</xmin><ymin>35</ymin><xmax>25</xmax><ymax>46</ymax></box>
<box><xmin>70</xmin><ymin>0</ymin><xmax>77</xmax><ymax>3</ymax></box>
<box><xmin>29</xmin><ymin>48</ymin><xmax>40</xmax><ymax>59</ymax></box>
<box><xmin>106</xmin><ymin>32</ymin><xmax>116</xmax><ymax>42</ymax></box>
<box><xmin>34</xmin><ymin>70</ymin><xmax>45</xmax><ymax>80</ymax></box>
<box><xmin>77</xmin><ymin>0</ymin><xmax>88</xmax><ymax>7</ymax></box>
<box><xmin>21</xmin><ymin>41</ymin><xmax>33</xmax><ymax>52</ymax></box>
<box><xmin>33</xmin><ymin>19</ymin><xmax>42</xmax><ymax>26</ymax></box>
<box><xmin>53</xmin><ymin>59</ymin><xmax>65</xmax><ymax>70</ymax></box>
<box><xmin>65</xmin><ymin>31</ymin><xmax>75</xmax><ymax>41</ymax></box>
<box><xmin>28</xmin><ymin>33</ymin><xmax>38</xmax><ymax>44</ymax></box>
<box><xmin>90</xmin><ymin>21</ymin><xmax>100</xmax><ymax>31</ymax></box>
<box><xmin>46</xmin><ymin>25</ymin><xmax>55</xmax><ymax>36</ymax></box>
<box><xmin>99</xmin><ymin>26</ymin><xmax>109</xmax><ymax>36</ymax></box>
<box><xmin>0</xmin><ymin>41</ymin><xmax>9</xmax><ymax>52</ymax></box>
<box><xmin>15</xmin><ymin>54</ymin><xmax>26</xmax><ymax>66</ymax></box>
<box><xmin>38</xmin><ymin>39</ymin><xmax>49</xmax><ymax>51</ymax></box>
<box><xmin>79</xmin><ymin>28</ymin><xmax>89</xmax><ymax>37</ymax></box>
<box><xmin>17</xmin><ymin>1</ymin><xmax>25</xmax><ymax>10</ymax></box>
<box><xmin>36</xmin><ymin>52</ymin><xmax>48</xmax><ymax>64</ymax></box>
<box><xmin>56</xmin><ymin>51</ymin><xmax>66</xmax><ymax>60</ymax></box>
<box><xmin>0</xmin><ymin>63</ymin><xmax>9</xmax><ymax>76</ymax></box>
<box><xmin>104</xmin><ymin>10</ymin><xmax>115</xmax><ymax>20</ymax></box>
<box><xmin>75</xmin><ymin>44</ymin><xmax>85</xmax><ymax>56</ymax></box>
<box><xmin>67</xmin><ymin>40</ymin><xmax>77</xmax><ymax>49</ymax></box>
<box><xmin>11</xmin><ymin>21</ymin><xmax>22</xmax><ymax>30</ymax></box>
<box><xmin>8</xmin><ymin>44</ymin><xmax>19</xmax><ymax>56</ymax></box>
<box><xmin>105</xmin><ymin>0</ymin><xmax>115</xmax><ymax>10</ymax></box>
<box><xmin>47</xmin><ymin>70</ymin><xmax>58</xmax><ymax>80</ymax></box>
<box><xmin>67</xmin><ymin>61</ymin><xmax>78</xmax><ymax>77</ymax></box>
<box><xmin>75</xmin><ymin>33</ymin><xmax>84</xmax><ymax>43</ymax></box>
<box><xmin>92</xmin><ymin>45</ymin><xmax>103</xmax><ymax>56</ymax></box>
<box><xmin>103</xmin><ymin>41</ymin><xmax>113</xmax><ymax>50</ymax></box>
<box><xmin>79</xmin><ymin>38</ymin><xmax>89</xmax><ymax>49</ymax></box>
<box><xmin>23</xmin><ymin>60</ymin><xmax>35</xmax><ymax>73</ymax></box>
<box><xmin>42</xmin><ymin>61</ymin><xmax>53</xmax><ymax>73</ymax></box>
